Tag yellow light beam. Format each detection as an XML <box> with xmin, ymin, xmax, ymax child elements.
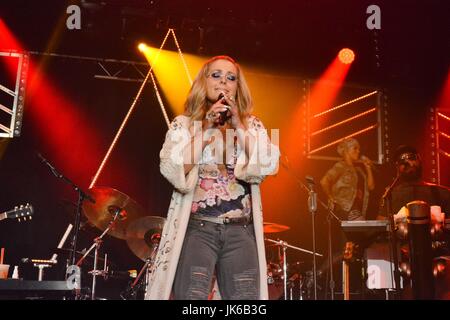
<box><xmin>140</xmin><ymin>45</ymin><xmax>205</xmax><ymax>115</ymax></box>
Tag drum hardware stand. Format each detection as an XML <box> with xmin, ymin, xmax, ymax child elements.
<box><xmin>21</xmin><ymin>258</ymin><xmax>58</xmax><ymax>281</ymax></box>
<box><xmin>36</xmin><ymin>153</ymin><xmax>95</xmax><ymax>267</ymax></box>
<box><xmin>36</xmin><ymin>263</ymin><xmax>50</xmax><ymax>281</ymax></box>
<box><xmin>76</xmin><ymin>209</ymin><xmax>121</xmax><ymax>300</ymax></box>
<box><xmin>31</xmin><ymin>260</ymin><xmax>57</xmax><ymax>281</ymax></box>
<box><xmin>120</xmin><ymin>246</ymin><xmax>159</xmax><ymax>300</ymax></box>
<box><xmin>281</xmin><ymin>241</ymin><xmax>288</xmax><ymax>300</ymax></box>
<box><xmin>381</xmin><ymin>173</ymin><xmax>401</xmax><ymax>298</ymax></box>
<box><xmin>299</xmin><ymin>274</ymin><xmax>305</xmax><ymax>300</ymax></box>
<box><xmin>121</xmin><ymin>257</ymin><xmax>151</xmax><ymax>300</ymax></box>
<box><xmin>265</xmin><ymin>238</ymin><xmax>322</xmax><ymax>300</ymax></box>
<box><xmin>121</xmin><ymin>234</ymin><xmax>160</xmax><ymax>300</ymax></box>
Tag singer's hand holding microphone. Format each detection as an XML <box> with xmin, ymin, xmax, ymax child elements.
<box><xmin>205</xmin><ymin>92</ymin><xmax>238</xmax><ymax>129</ymax></box>
<box><xmin>358</xmin><ymin>155</ymin><xmax>375</xmax><ymax>170</ymax></box>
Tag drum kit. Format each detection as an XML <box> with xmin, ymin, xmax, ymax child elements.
<box><xmin>263</xmin><ymin>222</ymin><xmax>322</xmax><ymax>300</ymax></box>
<box><xmin>59</xmin><ymin>186</ymin><xmax>319</xmax><ymax>300</ymax></box>
<box><xmin>60</xmin><ymin>186</ymin><xmax>166</xmax><ymax>300</ymax></box>
<box><xmin>53</xmin><ymin>184</ymin><xmax>450</xmax><ymax>300</ymax></box>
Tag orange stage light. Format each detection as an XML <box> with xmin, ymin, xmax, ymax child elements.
<box><xmin>338</xmin><ymin>48</ymin><xmax>355</xmax><ymax>64</ymax></box>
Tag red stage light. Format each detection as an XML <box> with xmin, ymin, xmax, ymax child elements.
<box><xmin>338</xmin><ymin>48</ymin><xmax>355</xmax><ymax>64</ymax></box>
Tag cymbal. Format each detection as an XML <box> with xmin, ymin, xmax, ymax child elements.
<box><xmin>126</xmin><ymin>216</ymin><xmax>166</xmax><ymax>261</ymax></box>
<box><xmin>82</xmin><ymin>187</ymin><xmax>146</xmax><ymax>239</ymax></box>
<box><xmin>263</xmin><ymin>222</ymin><xmax>290</xmax><ymax>233</ymax></box>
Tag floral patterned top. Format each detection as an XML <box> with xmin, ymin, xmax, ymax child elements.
<box><xmin>191</xmin><ymin>140</ymin><xmax>252</xmax><ymax>219</ymax></box>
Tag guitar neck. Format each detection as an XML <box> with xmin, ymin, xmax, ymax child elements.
<box><xmin>0</xmin><ymin>205</ymin><xmax>33</xmax><ymax>222</ymax></box>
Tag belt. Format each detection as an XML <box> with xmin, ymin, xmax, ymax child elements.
<box><xmin>191</xmin><ymin>214</ymin><xmax>252</xmax><ymax>225</ymax></box>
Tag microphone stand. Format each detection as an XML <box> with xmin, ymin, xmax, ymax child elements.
<box><xmin>325</xmin><ymin>207</ymin><xmax>337</xmax><ymax>300</ymax></box>
<box><xmin>306</xmin><ymin>176</ymin><xmax>319</xmax><ymax>300</ymax></box>
<box><xmin>381</xmin><ymin>174</ymin><xmax>402</xmax><ymax>298</ymax></box>
<box><xmin>280</xmin><ymin>157</ymin><xmax>340</xmax><ymax>300</ymax></box>
<box><xmin>37</xmin><ymin>153</ymin><xmax>95</xmax><ymax>267</ymax></box>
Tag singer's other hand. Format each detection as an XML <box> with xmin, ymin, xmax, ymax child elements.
<box><xmin>204</xmin><ymin>97</ymin><xmax>229</xmax><ymax>129</ymax></box>
<box><xmin>221</xmin><ymin>94</ymin><xmax>242</xmax><ymax>129</ymax></box>
<box><xmin>360</xmin><ymin>156</ymin><xmax>373</xmax><ymax>170</ymax></box>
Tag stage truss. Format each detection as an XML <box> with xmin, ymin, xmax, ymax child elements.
<box><xmin>0</xmin><ymin>51</ymin><xmax>29</xmax><ymax>138</ymax></box>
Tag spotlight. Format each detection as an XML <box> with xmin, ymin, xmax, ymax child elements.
<box><xmin>338</xmin><ymin>48</ymin><xmax>355</xmax><ymax>64</ymax></box>
<box><xmin>138</xmin><ymin>43</ymin><xmax>147</xmax><ymax>53</ymax></box>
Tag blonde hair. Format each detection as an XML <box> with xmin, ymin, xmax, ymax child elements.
<box><xmin>183</xmin><ymin>56</ymin><xmax>252</xmax><ymax>125</ymax></box>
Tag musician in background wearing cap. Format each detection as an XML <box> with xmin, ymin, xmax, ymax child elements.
<box><xmin>377</xmin><ymin>145</ymin><xmax>450</xmax><ymax>253</ymax></box>
<box><xmin>378</xmin><ymin>145</ymin><xmax>450</xmax><ymax>220</ymax></box>
<box><xmin>378</xmin><ymin>146</ymin><xmax>450</xmax><ymax>299</ymax></box>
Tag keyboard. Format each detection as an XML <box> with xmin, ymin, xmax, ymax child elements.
<box><xmin>341</xmin><ymin>220</ymin><xmax>390</xmax><ymax>244</ymax></box>
<box><xmin>0</xmin><ymin>279</ymin><xmax>72</xmax><ymax>299</ymax></box>
<box><xmin>341</xmin><ymin>220</ymin><xmax>390</xmax><ymax>233</ymax></box>
<box><xmin>0</xmin><ymin>279</ymin><xmax>71</xmax><ymax>290</ymax></box>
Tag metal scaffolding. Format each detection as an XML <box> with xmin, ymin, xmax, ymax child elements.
<box><xmin>0</xmin><ymin>51</ymin><xmax>29</xmax><ymax>138</ymax></box>
<box><xmin>429</xmin><ymin>107</ymin><xmax>450</xmax><ymax>185</ymax></box>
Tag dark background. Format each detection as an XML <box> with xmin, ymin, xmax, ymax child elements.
<box><xmin>0</xmin><ymin>0</ymin><xmax>448</xmax><ymax>299</ymax></box>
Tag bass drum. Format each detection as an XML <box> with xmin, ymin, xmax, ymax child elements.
<box><xmin>268</xmin><ymin>281</ymin><xmax>284</xmax><ymax>300</ymax></box>
<box><xmin>267</xmin><ymin>262</ymin><xmax>283</xmax><ymax>300</ymax></box>
<box><xmin>267</xmin><ymin>262</ymin><xmax>306</xmax><ymax>300</ymax></box>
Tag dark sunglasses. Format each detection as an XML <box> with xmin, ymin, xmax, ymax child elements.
<box><xmin>397</xmin><ymin>152</ymin><xmax>419</xmax><ymax>162</ymax></box>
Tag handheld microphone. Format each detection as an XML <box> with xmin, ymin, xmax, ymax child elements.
<box><xmin>37</xmin><ymin>153</ymin><xmax>61</xmax><ymax>177</ymax></box>
<box><xmin>217</xmin><ymin>93</ymin><xmax>231</xmax><ymax>125</ymax></box>
<box><xmin>358</xmin><ymin>155</ymin><xmax>378</xmax><ymax>170</ymax></box>
<box><xmin>305</xmin><ymin>175</ymin><xmax>315</xmax><ymax>186</ymax></box>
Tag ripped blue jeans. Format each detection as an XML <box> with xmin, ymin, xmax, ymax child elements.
<box><xmin>172</xmin><ymin>218</ymin><xmax>259</xmax><ymax>300</ymax></box>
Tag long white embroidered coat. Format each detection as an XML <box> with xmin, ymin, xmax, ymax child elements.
<box><xmin>145</xmin><ymin>114</ymin><xmax>279</xmax><ymax>300</ymax></box>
